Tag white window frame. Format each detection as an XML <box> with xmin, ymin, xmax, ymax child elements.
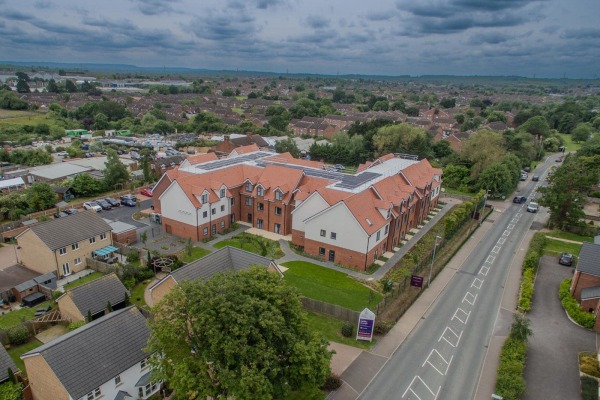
<box><xmin>376</xmin><ymin>231</ymin><xmax>381</xmax><ymax>241</ymax></box>
<box><xmin>275</xmin><ymin>190</ymin><xmax>283</xmax><ymax>201</ymax></box>
<box><xmin>74</xmin><ymin>257</ymin><xmax>81</xmax><ymax>265</ymax></box>
<box><xmin>86</xmin><ymin>387</ymin><xmax>101</xmax><ymax>400</ymax></box>
<box><xmin>59</xmin><ymin>247</ymin><xmax>67</xmax><ymax>255</ymax></box>
<box><xmin>220</xmin><ymin>188</ymin><xmax>226</xmax><ymax>198</ymax></box>
<box><xmin>245</xmin><ymin>182</ymin><xmax>253</xmax><ymax>192</ymax></box>
<box><xmin>203</xmin><ymin>227</ymin><xmax>208</xmax><ymax>236</ymax></box>
<box><xmin>201</xmin><ymin>193</ymin><xmax>208</xmax><ymax>204</ymax></box>
<box><xmin>257</xmin><ymin>186</ymin><xmax>264</xmax><ymax>196</ymax></box>
<box><xmin>245</xmin><ymin>197</ymin><xmax>252</xmax><ymax>206</ymax></box>
<box><xmin>100</xmin><ymin>233</ymin><xmax>106</xmax><ymax>240</ymax></box>
<box><xmin>89</xmin><ymin>237</ymin><xmax>96</xmax><ymax>244</ymax></box>
<box><xmin>257</xmin><ymin>203</ymin><xmax>264</xmax><ymax>211</ymax></box>
<box><xmin>275</xmin><ymin>206</ymin><xmax>282</xmax><ymax>215</ymax></box>
<box><xmin>115</xmin><ymin>375</ymin><xmax>122</xmax><ymax>386</ymax></box>
<box><xmin>320</xmin><ymin>229</ymin><xmax>326</xmax><ymax>237</ymax></box>
<box><xmin>71</xmin><ymin>243</ymin><xmax>79</xmax><ymax>251</ymax></box>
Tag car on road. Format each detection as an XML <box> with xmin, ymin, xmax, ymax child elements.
<box><xmin>83</xmin><ymin>201</ymin><xmax>102</xmax><ymax>212</ymax></box>
<box><xmin>63</xmin><ymin>208</ymin><xmax>78</xmax><ymax>215</ymax></box>
<box><xmin>120</xmin><ymin>194</ymin><xmax>137</xmax><ymax>207</ymax></box>
<box><xmin>104</xmin><ymin>197</ymin><xmax>120</xmax><ymax>207</ymax></box>
<box><xmin>140</xmin><ymin>187</ymin><xmax>153</xmax><ymax>197</ymax></box>
<box><xmin>96</xmin><ymin>199</ymin><xmax>112</xmax><ymax>210</ymax></box>
<box><xmin>513</xmin><ymin>196</ymin><xmax>527</xmax><ymax>204</ymax></box>
<box><xmin>520</xmin><ymin>173</ymin><xmax>528</xmax><ymax>181</ymax></box>
<box><xmin>532</xmin><ymin>175</ymin><xmax>539</xmax><ymax>181</ymax></box>
<box><xmin>335</xmin><ymin>164</ymin><xmax>345</xmax><ymax>171</ymax></box>
<box><xmin>527</xmin><ymin>202</ymin><xmax>539</xmax><ymax>213</ymax></box>
<box><xmin>559</xmin><ymin>252</ymin><xmax>574</xmax><ymax>266</ymax></box>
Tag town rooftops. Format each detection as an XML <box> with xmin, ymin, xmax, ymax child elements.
<box><xmin>58</xmin><ymin>273</ymin><xmax>129</xmax><ymax>317</ymax></box>
<box><xmin>21</xmin><ymin>306</ymin><xmax>149</xmax><ymax>400</ymax></box>
<box><xmin>19</xmin><ymin>211</ymin><xmax>112</xmax><ymax>251</ymax></box>
<box><xmin>577</xmin><ymin>243</ymin><xmax>600</xmax><ymax>277</ymax></box>
<box><xmin>29</xmin><ymin>163</ymin><xmax>92</xmax><ymax>180</ymax></box>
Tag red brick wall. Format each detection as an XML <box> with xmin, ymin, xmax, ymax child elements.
<box><xmin>303</xmin><ymin>238</ymin><xmax>385</xmax><ymax>271</ymax></box>
<box><xmin>580</xmin><ymin>298</ymin><xmax>598</xmax><ymax>313</ymax></box>
<box><xmin>152</xmin><ymin>175</ymin><xmax>172</xmax><ymax>213</ymax></box>
<box><xmin>113</xmin><ymin>230</ymin><xmax>137</xmax><ymax>245</ymax></box>
<box><xmin>292</xmin><ymin>229</ymin><xmax>305</xmax><ymax>247</ymax></box>
<box><xmin>571</xmin><ymin>271</ymin><xmax>600</xmax><ymax>301</ymax></box>
<box><xmin>163</xmin><ymin>217</ymin><xmax>200</xmax><ymax>241</ymax></box>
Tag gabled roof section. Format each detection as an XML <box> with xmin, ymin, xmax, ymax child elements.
<box><xmin>60</xmin><ymin>273</ymin><xmax>129</xmax><ymax>317</ymax></box>
<box><xmin>186</xmin><ymin>152</ymin><xmax>219</xmax><ymax>165</ymax></box>
<box><xmin>293</xmin><ymin>175</ymin><xmax>337</xmax><ymax>203</ymax></box>
<box><xmin>255</xmin><ymin>164</ymin><xmax>304</xmax><ymax>203</ymax></box>
<box><xmin>168</xmin><ymin>246</ymin><xmax>274</xmax><ymax>284</ymax></box>
<box><xmin>401</xmin><ymin>159</ymin><xmax>442</xmax><ymax>189</ymax></box>
<box><xmin>22</xmin><ymin>307</ymin><xmax>149</xmax><ymax>400</ymax></box>
<box><xmin>229</xmin><ymin>143</ymin><xmax>260</xmax><ymax>156</ymax></box>
<box><xmin>264</xmin><ymin>152</ymin><xmax>325</xmax><ymax>169</ymax></box>
<box><xmin>0</xmin><ymin>345</ymin><xmax>17</xmax><ymax>381</ymax></box>
<box><xmin>21</xmin><ymin>211</ymin><xmax>112</xmax><ymax>251</ymax></box>
<box><xmin>343</xmin><ymin>190</ymin><xmax>389</xmax><ymax>235</ymax></box>
<box><xmin>577</xmin><ymin>243</ymin><xmax>600</xmax><ymax>277</ymax></box>
<box><xmin>372</xmin><ymin>174</ymin><xmax>415</xmax><ymax>207</ymax></box>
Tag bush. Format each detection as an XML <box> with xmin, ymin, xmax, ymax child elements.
<box><xmin>517</xmin><ymin>233</ymin><xmax>546</xmax><ymax>312</ymax></box>
<box><xmin>518</xmin><ymin>269</ymin><xmax>534</xmax><ymax>312</ymax></box>
<box><xmin>341</xmin><ymin>321</ymin><xmax>353</xmax><ymax>337</ymax></box>
<box><xmin>126</xmin><ymin>249</ymin><xmax>140</xmax><ymax>263</ymax></box>
<box><xmin>321</xmin><ymin>374</ymin><xmax>342</xmax><ymax>391</ymax></box>
<box><xmin>7</xmin><ymin>324</ymin><xmax>29</xmax><ymax>345</ymax></box>
<box><xmin>581</xmin><ymin>375</ymin><xmax>598</xmax><ymax>400</ymax></box>
<box><xmin>68</xmin><ymin>321</ymin><xmax>86</xmax><ymax>331</ymax></box>
<box><xmin>560</xmin><ymin>279</ymin><xmax>596</xmax><ymax>329</ymax></box>
<box><xmin>494</xmin><ymin>315</ymin><xmax>531</xmax><ymax>399</ymax></box>
<box><xmin>374</xmin><ymin>320</ymin><xmax>394</xmax><ymax>335</ymax></box>
<box><xmin>0</xmin><ymin>382</ymin><xmax>23</xmax><ymax>400</ymax></box>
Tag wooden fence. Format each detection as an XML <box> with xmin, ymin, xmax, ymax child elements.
<box><xmin>300</xmin><ymin>297</ymin><xmax>360</xmax><ymax>324</ymax></box>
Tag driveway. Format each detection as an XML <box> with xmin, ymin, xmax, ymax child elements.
<box><xmin>97</xmin><ymin>198</ymin><xmax>152</xmax><ymax>228</ymax></box>
<box><xmin>524</xmin><ymin>255</ymin><xmax>597</xmax><ymax>400</ymax></box>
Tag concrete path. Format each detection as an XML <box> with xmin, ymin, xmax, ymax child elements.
<box><xmin>523</xmin><ymin>256</ymin><xmax>597</xmax><ymax>400</ymax></box>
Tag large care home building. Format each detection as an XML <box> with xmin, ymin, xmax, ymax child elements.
<box><xmin>21</xmin><ymin>306</ymin><xmax>160</xmax><ymax>400</ymax></box>
<box><xmin>16</xmin><ymin>211</ymin><xmax>113</xmax><ymax>278</ymax></box>
<box><xmin>152</xmin><ymin>147</ymin><xmax>442</xmax><ymax>271</ymax></box>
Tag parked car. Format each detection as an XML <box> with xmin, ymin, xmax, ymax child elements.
<box><xmin>532</xmin><ymin>175</ymin><xmax>539</xmax><ymax>181</ymax></box>
<box><xmin>335</xmin><ymin>164</ymin><xmax>344</xmax><ymax>171</ymax></box>
<box><xmin>140</xmin><ymin>187</ymin><xmax>153</xmax><ymax>197</ymax></box>
<box><xmin>104</xmin><ymin>197</ymin><xmax>120</xmax><ymax>207</ymax></box>
<box><xmin>120</xmin><ymin>194</ymin><xmax>137</xmax><ymax>202</ymax></box>
<box><xmin>526</xmin><ymin>202</ymin><xmax>539</xmax><ymax>213</ymax></box>
<box><xmin>520</xmin><ymin>173</ymin><xmax>528</xmax><ymax>181</ymax></box>
<box><xmin>53</xmin><ymin>211</ymin><xmax>68</xmax><ymax>218</ymax></box>
<box><xmin>559</xmin><ymin>252</ymin><xmax>574</xmax><ymax>266</ymax></box>
<box><xmin>96</xmin><ymin>199</ymin><xmax>112</xmax><ymax>210</ymax></box>
<box><xmin>63</xmin><ymin>208</ymin><xmax>78</xmax><ymax>215</ymax></box>
<box><xmin>56</xmin><ymin>151</ymin><xmax>68</xmax><ymax>156</ymax></box>
<box><xmin>513</xmin><ymin>196</ymin><xmax>527</xmax><ymax>204</ymax></box>
<box><xmin>83</xmin><ymin>201</ymin><xmax>102</xmax><ymax>212</ymax></box>
<box><xmin>120</xmin><ymin>194</ymin><xmax>137</xmax><ymax>207</ymax></box>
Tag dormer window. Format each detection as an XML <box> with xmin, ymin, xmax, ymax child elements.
<box><xmin>386</xmin><ymin>209</ymin><xmax>391</xmax><ymax>219</ymax></box>
<box><xmin>220</xmin><ymin>188</ymin><xmax>226</xmax><ymax>198</ymax></box>
<box><xmin>245</xmin><ymin>182</ymin><xmax>253</xmax><ymax>192</ymax></box>
<box><xmin>201</xmin><ymin>193</ymin><xmax>208</xmax><ymax>204</ymax></box>
<box><xmin>275</xmin><ymin>190</ymin><xmax>283</xmax><ymax>201</ymax></box>
<box><xmin>257</xmin><ymin>186</ymin><xmax>264</xmax><ymax>196</ymax></box>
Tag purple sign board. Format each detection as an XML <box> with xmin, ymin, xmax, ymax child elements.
<box><xmin>411</xmin><ymin>275</ymin><xmax>424</xmax><ymax>288</ymax></box>
<box><xmin>356</xmin><ymin>308</ymin><xmax>375</xmax><ymax>342</ymax></box>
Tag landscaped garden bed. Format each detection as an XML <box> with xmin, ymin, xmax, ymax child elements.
<box><xmin>214</xmin><ymin>232</ymin><xmax>284</xmax><ymax>259</ymax></box>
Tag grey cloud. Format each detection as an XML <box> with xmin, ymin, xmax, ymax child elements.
<box><xmin>255</xmin><ymin>0</ymin><xmax>285</xmax><ymax>9</ymax></box>
<box><xmin>34</xmin><ymin>0</ymin><xmax>51</xmax><ymax>9</ymax></box>
<box><xmin>366</xmin><ymin>11</ymin><xmax>394</xmax><ymax>21</ymax></box>
<box><xmin>468</xmin><ymin>32</ymin><xmax>510</xmax><ymax>45</ymax></box>
<box><xmin>189</xmin><ymin>12</ymin><xmax>257</xmax><ymax>41</ymax></box>
<box><xmin>306</xmin><ymin>15</ymin><xmax>329</xmax><ymax>29</ymax></box>
<box><xmin>561</xmin><ymin>28</ymin><xmax>600</xmax><ymax>40</ymax></box>
<box><xmin>128</xmin><ymin>0</ymin><xmax>180</xmax><ymax>16</ymax></box>
<box><xmin>287</xmin><ymin>29</ymin><xmax>337</xmax><ymax>44</ymax></box>
<box><xmin>1</xmin><ymin>10</ymin><xmax>34</xmax><ymax>21</ymax></box>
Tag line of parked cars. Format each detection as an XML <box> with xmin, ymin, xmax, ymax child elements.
<box><xmin>83</xmin><ymin>195</ymin><xmax>138</xmax><ymax>212</ymax></box>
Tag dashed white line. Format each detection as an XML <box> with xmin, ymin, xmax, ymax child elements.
<box><xmin>452</xmin><ymin>308</ymin><xmax>471</xmax><ymax>324</ymax></box>
<box><xmin>479</xmin><ymin>265</ymin><xmax>490</xmax><ymax>276</ymax></box>
<box><xmin>402</xmin><ymin>375</ymin><xmax>440</xmax><ymax>400</ymax></box>
<box><xmin>492</xmin><ymin>246</ymin><xmax>501</xmax><ymax>254</ymax></box>
<box><xmin>423</xmin><ymin>349</ymin><xmax>454</xmax><ymax>376</ymax></box>
<box><xmin>471</xmin><ymin>277</ymin><xmax>484</xmax><ymax>289</ymax></box>
<box><xmin>439</xmin><ymin>326</ymin><xmax>463</xmax><ymax>348</ymax></box>
<box><xmin>497</xmin><ymin>237</ymin><xmax>506</xmax><ymax>245</ymax></box>
<box><xmin>502</xmin><ymin>230</ymin><xmax>510</xmax><ymax>237</ymax></box>
<box><xmin>463</xmin><ymin>292</ymin><xmax>478</xmax><ymax>306</ymax></box>
<box><xmin>508</xmin><ymin>223</ymin><xmax>515</xmax><ymax>230</ymax></box>
<box><xmin>486</xmin><ymin>255</ymin><xmax>495</xmax><ymax>264</ymax></box>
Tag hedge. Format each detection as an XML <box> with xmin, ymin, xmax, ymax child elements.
<box><xmin>517</xmin><ymin>233</ymin><xmax>546</xmax><ymax>313</ymax></box>
<box><xmin>581</xmin><ymin>376</ymin><xmax>598</xmax><ymax>400</ymax></box>
<box><xmin>518</xmin><ymin>269</ymin><xmax>534</xmax><ymax>312</ymax></box>
<box><xmin>559</xmin><ymin>279</ymin><xmax>596</xmax><ymax>329</ymax></box>
<box><xmin>494</xmin><ymin>315</ymin><xmax>532</xmax><ymax>400</ymax></box>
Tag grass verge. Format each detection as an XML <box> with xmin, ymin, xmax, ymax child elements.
<box><xmin>0</xmin><ymin>300</ymin><xmax>54</xmax><ymax>330</ymax></box>
<box><xmin>305</xmin><ymin>311</ymin><xmax>373</xmax><ymax>350</ymax></box>
<box><xmin>282</xmin><ymin>261</ymin><xmax>381</xmax><ymax>311</ymax></box>
<box><xmin>63</xmin><ymin>272</ymin><xmax>105</xmax><ymax>290</ymax></box>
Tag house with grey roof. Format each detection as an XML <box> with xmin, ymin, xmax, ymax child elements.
<box><xmin>21</xmin><ymin>306</ymin><xmax>160</xmax><ymax>400</ymax></box>
<box><xmin>571</xmin><ymin>242</ymin><xmax>600</xmax><ymax>331</ymax></box>
<box><xmin>56</xmin><ymin>273</ymin><xmax>129</xmax><ymax>322</ymax></box>
<box><xmin>16</xmin><ymin>211</ymin><xmax>113</xmax><ymax>278</ymax></box>
<box><xmin>149</xmin><ymin>246</ymin><xmax>281</xmax><ymax>305</ymax></box>
<box><xmin>0</xmin><ymin>345</ymin><xmax>18</xmax><ymax>383</ymax></box>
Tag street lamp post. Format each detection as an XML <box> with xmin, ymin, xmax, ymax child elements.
<box><xmin>428</xmin><ymin>235</ymin><xmax>442</xmax><ymax>287</ymax></box>
<box><xmin>479</xmin><ymin>189</ymin><xmax>490</xmax><ymax>226</ymax></box>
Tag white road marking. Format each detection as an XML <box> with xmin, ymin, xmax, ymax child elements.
<box><xmin>486</xmin><ymin>255</ymin><xmax>495</xmax><ymax>264</ymax></box>
<box><xmin>452</xmin><ymin>308</ymin><xmax>471</xmax><ymax>324</ymax></box>
<box><xmin>423</xmin><ymin>349</ymin><xmax>454</xmax><ymax>376</ymax></box>
<box><xmin>497</xmin><ymin>237</ymin><xmax>506</xmax><ymax>245</ymax></box>
<box><xmin>479</xmin><ymin>265</ymin><xmax>490</xmax><ymax>276</ymax></box>
<box><xmin>402</xmin><ymin>376</ymin><xmax>440</xmax><ymax>400</ymax></box>
<box><xmin>492</xmin><ymin>246</ymin><xmax>501</xmax><ymax>254</ymax></box>
<box><xmin>502</xmin><ymin>230</ymin><xmax>510</xmax><ymax>237</ymax></box>
<box><xmin>439</xmin><ymin>326</ymin><xmax>462</xmax><ymax>348</ymax></box>
<box><xmin>508</xmin><ymin>223</ymin><xmax>515</xmax><ymax>230</ymax></box>
<box><xmin>471</xmin><ymin>278</ymin><xmax>484</xmax><ymax>289</ymax></box>
<box><xmin>462</xmin><ymin>292</ymin><xmax>477</xmax><ymax>306</ymax></box>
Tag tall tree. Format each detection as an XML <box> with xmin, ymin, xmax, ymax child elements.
<box><xmin>65</xmin><ymin>79</ymin><xmax>78</xmax><ymax>93</ymax></box>
<box><xmin>46</xmin><ymin>78</ymin><xmax>59</xmax><ymax>93</ymax></box>
<box><xmin>16</xmin><ymin>79</ymin><xmax>30</xmax><ymax>93</ymax></box>
<box><xmin>274</xmin><ymin>137</ymin><xmax>301</xmax><ymax>158</ymax></box>
<box><xmin>26</xmin><ymin>182</ymin><xmax>57</xmax><ymax>211</ymax></box>
<box><xmin>103</xmin><ymin>149</ymin><xmax>129</xmax><ymax>188</ymax></box>
<box><xmin>148</xmin><ymin>267</ymin><xmax>332</xmax><ymax>399</ymax></box>
<box><xmin>461</xmin><ymin>130</ymin><xmax>506</xmax><ymax>179</ymax></box>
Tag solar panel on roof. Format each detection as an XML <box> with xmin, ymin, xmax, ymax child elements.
<box><xmin>196</xmin><ymin>152</ymin><xmax>272</xmax><ymax>171</ymax></box>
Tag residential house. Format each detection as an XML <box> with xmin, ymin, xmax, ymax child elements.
<box><xmin>149</xmin><ymin>246</ymin><xmax>281</xmax><ymax>305</ymax></box>
<box><xmin>56</xmin><ymin>273</ymin><xmax>129</xmax><ymax>322</ymax></box>
<box><xmin>16</xmin><ymin>211</ymin><xmax>113</xmax><ymax>278</ymax></box>
<box><xmin>153</xmin><ymin>149</ymin><xmax>441</xmax><ymax>271</ymax></box>
<box><xmin>21</xmin><ymin>306</ymin><xmax>160</xmax><ymax>400</ymax></box>
<box><xmin>1</xmin><ymin>345</ymin><xmax>18</xmax><ymax>383</ymax></box>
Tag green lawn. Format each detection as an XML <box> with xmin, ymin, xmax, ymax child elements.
<box><xmin>558</xmin><ymin>133</ymin><xmax>581</xmax><ymax>153</ymax></box>
<box><xmin>543</xmin><ymin>238</ymin><xmax>582</xmax><ymax>257</ymax></box>
<box><xmin>282</xmin><ymin>261</ymin><xmax>381</xmax><ymax>311</ymax></box>
<box><xmin>285</xmin><ymin>384</ymin><xmax>327</xmax><ymax>400</ymax></box>
<box><xmin>130</xmin><ymin>281</ymin><xmax>149</xmax><ymax>308</ymax></box>
<box><xmin>214</xmin><ymin>233</ymin><xmax>284</xmax><ymax>259</ymax></box>
<box><xmin>0</xmin><ymin>300</ymin><xmax>54</xmax><ymax>330</ymax></box>
<box><xmin>545</xmin><ymin>231</ymin><xmax>593</xmax><ymax>243</ymax></box>
<box><xmin>231</xmin><ymin>107</ymin><xmax>244</xmax><ymax>115</ymax></box>
<box><xmin>305</xmin><ymin>311</ymin><xmax>374</xmax><ymax>350</ymax></box>
<box><xmin>178</xmin><ymin>246</ymin><xmax>211</xmax><ymax>263</ymax></box>
<box><xmin>63</xmin><ymin>272</ymin><xmax>105</xmax><ymax>290</ymax></box>
<box><xmin>7</xmin><ymin>339</ymin><xmax>43</xmax><ymax>374</ymax></box>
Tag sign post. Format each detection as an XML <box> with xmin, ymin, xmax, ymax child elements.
<box><xmin>356</xmin><ymin>308</ymin><xmax>376</xmax><ymax>342</ymax></box>
<box><xmin>410</xmin><ymin>275</ymin><xmax>424</xmax><ymax>288</ymax></box>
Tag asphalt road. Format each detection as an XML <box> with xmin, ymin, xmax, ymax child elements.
<box><xmin>358</xmin><ymin>160</ymin><xmax>556</xmax><ymax>400</ymax></box>
<box><xmin>93</xmin><ymin>198</ymin><xmax>151</xmax><ymax>228</ymax></box>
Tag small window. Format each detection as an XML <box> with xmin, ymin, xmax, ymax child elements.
<box><xmin>320</xmin><ymin>229</ymin><xmax>326</xmax><ymax>237</ymax></box>
<box><xmin>275</xmin><ymin>190</ymin><xmax>283</xmax><ymax>201</ymax></box>
<box><xmin>257</xmin><ymin>186</ymin><xmax>264</xmax><ymax>196</ymax></box>
<box><xmin>212</xmin><ymin>208</ymin><xmax>216</xmax><ymax>215</ymax></box>
<box><xmin>221</xmin><ymin>205</ymin><xmax>225</xmax><ymax>212</ymax></box>
<box><xmin>201</xmin><ymin>194</ymin><xmax>208</xmax><ymax>204</ymax></box>
<box><xmin>245</xmin><ymin>197</ymin><xmax>252</xmax><ymax>206</ymax></box>
<box><xmin>245</xmin><ymin>182</ymin><xmax>253</xmax><ymax>192</ymax></box>
<box><xmin>319</xmin><ymin>247</ymin><xmax>325</xmax><ymax>256</ymax></box>
<box><xmin>330</xmin><ymin>232</ymin><xmax>337</xmax><ymax>240</ymax></box>
<box><xmin>141</xmin><ymin>358</ymin><xmax>148</xmax><ymax>370</ymax></box>
<box><xmin>203</xmin><ymin>227</ymin><xmax>208</xmax><ymax>235</ymax></box>
<box><xmin>71</xmin><ymin>243</ymin><xmax>79</xmax><ymax>251</ymax></box>
<box><xmin>59</xmin><ymin>247</ymin><xmax>67</xmax><ymax>255</ymax></box>
<box><xmin>86</xmin><ymin>388</ymin><xmax>101</xmax><ymax>400</ymax></box>
<box><xmin>203</xmin><ymin>211</ymin><xmax>208</xmax><ymax>218</ymax></box>
<box><xmin>100</xmin><ymin>233</ymin><xmax>106</xmax><ymax>240</ymax></box>
<box><xmin>376</xmin><ymin>231</ymin><xmax>381</xmax><ymax>241</ymax></box>
<box><xmin>220</xmin><ymin>221</ymin><xmax>225</xmax><ymax>228</ymax></box>
<box><xmin>74</xmin><ymin>257</ymin><xmax>81</xmax><ymax>265</ymax></box>
<box><xmin>220</xmin><ymin>188</ymin><xmax>225</xmax><ymax>198</ymax></box>
<box><xmin>231</xmin><ymin>198</ymin><xmax>235</xmax><ymax>205</ymax></box>
<box><xmin>89</xmin><ymin>237</ymin><xmax>96</xmax><ymax>244</ymax></box>
<box><xmin>275</xmin><ymin>207</ymin><xmax>282</xmax><ymax>215</ymax></box>
<box><xmin>385</xmin><ymin>225</ymin><xmax>389</xmax><ymax>235</ymax></box>
<box><xmin>115</xmin><ymin>375</ymin><xmax>122</xmax><ymax>386</ymax></box>
<box><xmin>258</xmin><ymin>203</ymin><xmax>264</xmax><ymax>211</ymax></box>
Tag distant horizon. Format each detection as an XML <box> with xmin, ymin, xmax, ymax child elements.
<box><xmin>0</xmin><ymin>1</ymin><xmax>597</xmax><ymax>80</ymax></box>
<box><xmin>1</xmin><ymin>60</ymin><xmax>598</xmax><ymax>81</ymax></box>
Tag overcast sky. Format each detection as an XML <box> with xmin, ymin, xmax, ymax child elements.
<box><xmin>0</xmin><ymin>0</ymin><xmax>598</xmax><ymax>78</ymax></box>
